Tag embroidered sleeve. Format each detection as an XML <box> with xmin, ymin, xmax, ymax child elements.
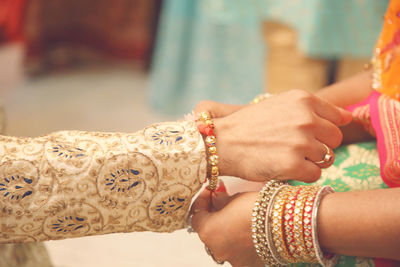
<box><xmin>0</xmin><ymin>120</ymin><xmax>207</xmax><ymax>243</ymax></box>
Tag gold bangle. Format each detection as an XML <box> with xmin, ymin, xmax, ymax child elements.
<box><xmin>283</xmin><ymin>186</ymin><xmax>303</xmax><ymax>261</ymax></box>
<box><xmin>287</xmin><ymin>186</ymin><xmax>320</xmax><ymax>263</ymax></box>
<box><xmin>251</xmin><ymin>180</ymin><xmax>286</xmax><ymax>266</ymax></box>
<box><xmin>270</xmin><ymin>186</ymin><xmax>297</xmax><ymax>264</ymax></box>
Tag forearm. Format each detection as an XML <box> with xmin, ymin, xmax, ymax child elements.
<box><xmin>315</xmin><ymin>70</ymin><xmax>375</xmax><ymax>144</ymax></box>
<box><xmin>0</xmin><ymin>121</ymin><xmax>206</xmax><ymax>243</ymax></box>
<box><xmin>316</xmin><ymin>70</ymin><xmax>373</xmax><ymax>108</ymax></box>
<box><xmin>318</xmin><ymin>188</ymin><xmax>400</xmax><ymax>260</ymax></box>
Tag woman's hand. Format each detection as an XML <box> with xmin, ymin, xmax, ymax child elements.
<box><xmin>211</xmin><ymin>89</ymin><xmax>352</xmax><ymax>182</ymax></box>
<box><xmin>194</xmin><ymin>100</ymin><xmax>244</xmax><ymax>118</ymax></box>
<box><xmin>191</xmin><ymin>187</ymin><xmax>263</xmax><ymax>267</ymax></box>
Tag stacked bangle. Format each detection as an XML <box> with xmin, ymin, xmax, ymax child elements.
<box><xmin>251</xmin><ymin>180</ymin><xmax>286</xmax><ymax>266</ymax></box>
<box><xmin>252</xmin><ymin>184</ymin><xmax>337</xmax><ymax>266</ymax></box>
<box><xmin>197</xmin><ymin>111</ymin><xmax>219</xmax><ymax>191</ymax></box>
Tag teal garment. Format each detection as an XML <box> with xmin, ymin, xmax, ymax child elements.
<box><xmin>149</xmin><ymin>0</ymin><xmax>264</xmax><ymax>115</ymax></box>
<box><xmin>289</xmin><ymin>142</ymin><xmax>388</xmax><ymax>266</ymax></box>
<box><xmin>149</xmin><ymin>0</ymin><xmax>388</xmax><ymax>114</ymax></box>
<box><xmin>260</xmin><ymin>0</ymin><xmax>389</xmax><ymax>58</ymax></box>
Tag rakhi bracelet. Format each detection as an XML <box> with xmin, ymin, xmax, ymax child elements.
<box><xmin>251</xmin><ymin>180</ymin><xmax>286</xmax><ymax>266</ymax></box>
<box><xmin>197</xmin><ymin>111</ymin><xmax>219</xmax><ymax>191</ymax></box>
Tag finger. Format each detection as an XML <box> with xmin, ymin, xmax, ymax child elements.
<box><xmin>292</xmin><ymin>159</ymin><xmax>322</xmax><ymax>183</ymax></box>
<box><xmin>312</xmin><ymin>96</ymin><xmax>353</xmax><ymax>126</ymax></box>
<box><xmin>194</xmin><ymin>100</ymin><xmax>243</xmax><ymax>118</ymax></box>
<box><xmin>304</xmin><ymin>140</ymin><xmax>332</xmax><ymax>164</ymax></box>
<box><xmin>191</xmin><ymin>189</ymin><xmax>213</xmax><ymax>232</ymax></box>
<box><xmin>312</xmin><ymin>116</ymin><xmax>343</xmax><ymax>148</ymax></box>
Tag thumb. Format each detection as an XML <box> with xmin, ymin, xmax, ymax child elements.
<box><xmin>194</xmin><ymin>100</ymin><xmax>243</xmax><ymax>118</ymax></box>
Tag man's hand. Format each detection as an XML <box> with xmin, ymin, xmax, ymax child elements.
<box><xmin>205</xmin><ymin>90</ymin><xmax>352</xmax><ymax>182</ymax></box>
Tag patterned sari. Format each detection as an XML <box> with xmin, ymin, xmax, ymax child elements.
<box><xmin>291</xmin><ymin>0</ymin><xmax>400</xmax><ymax>266</ymax></box>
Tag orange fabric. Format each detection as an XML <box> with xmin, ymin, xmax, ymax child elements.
<box><xmin>375</xmin><ymin>0</ymin><xmax>400</xmax><ymax>99</ymax></box>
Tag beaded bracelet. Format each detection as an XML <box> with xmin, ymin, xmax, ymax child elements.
<box><xmin>250</xmin><ymin>93</ymin><xmax>272</xmax><ymax>105</ymax></box>
<box><xmin>197</xmin><ymin>111</ymin><xmax>219</xmax><ymax>191</ymax></box>
<box><xmin>251</xmin><ymin>180</ymin><xmax>286</xmax><ymax>266</ymax></box>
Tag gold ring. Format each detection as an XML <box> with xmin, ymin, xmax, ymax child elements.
<box><xmin>314</xmin><ymin>144</ymin><xmax>334</xmax><ymax>168</ymax></box>
<box><xmin>205</xmin><ymin>245</ymin><xmax>225</xmax><ymax>265</ymax></box>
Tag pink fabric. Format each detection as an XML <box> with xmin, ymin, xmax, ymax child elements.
<box><xmin>348</xmin><ymin>91</ymin><xmax>400</xmax><ymax>265</ymax></box>
<box><xmin>347</xmin><ymin>91</ymin><xmax>400</xmax><ymax>188</ymax></box>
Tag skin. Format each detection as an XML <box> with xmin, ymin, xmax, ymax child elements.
<box><xmin>191</xmin><ymin>71</ymin><xmax>400</xmax><ymax>266</ymax></box>
<box><xmin>315</xmin><ymin>70</ymin><xmax>375</xmax><ymax>144</ymax></box>
<box><xmin>195</xmin><ymin>89</ymin><xmax>353</xmax><ymax>183</ymax></box>
<box><xmin>191</xmin><ymin>186</ymin><xmax>400</xmax><ymax>267</ymax></box>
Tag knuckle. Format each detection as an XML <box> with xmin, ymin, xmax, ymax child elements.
<box><xmin>194</xmin><ymin>100</ymin><xmax>215</xmax><ymax>112</ymax></box>
<box><xmin>282</xmin><ymin>156</ymin><xmax>302</xmax><ymax>175</ymax></box>
<box><xmin>291</xmin><ymin>137</ymin><xmax>312</xmax><ymax>152</ymax></box>
<box><xmin>290</xmin><ymin>89</ymin><xmax>313</xmax><ymax>101</ymax></box>
<box><xmin>295</xmin><ymin>114</ymin><xmax>317</xmax><ymax>131</ymax></box>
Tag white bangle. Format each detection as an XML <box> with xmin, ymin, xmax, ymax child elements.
<box><xmin>312</xmin><ymin>186</ymin><xmax>337</xmax><ymax>267</ymax></box>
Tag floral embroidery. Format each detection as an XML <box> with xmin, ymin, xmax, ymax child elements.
<box><xmin>44</xmin><ymin>137</ymin><xmax>101</xmax><ymax>176</ymax></box>
<box><xmin>155</xmin><ymin>196</ymin><xmax>185</xmax><ymax>215</ymax></box>
<box><xmin>143</xmin><ymin>121</ymin><xmax>201</xmax><ymax>153</ymax></box>
<box><xmin>97</xmin><ymin>153</ymin><xmax>159</xmax><ymax>207</ymax></box>
<box><xmin>44</xmin><ymin>201</ymin><xmax>103</xmax><ymax>239</ymax></box>
<box><xmin>344</xmin><ymin>163</ymin><xmax>380</xmax><ymax>179</ymax></box>
<box><xmin>151</xmin><ymin>130</ymin><xmax>183</xmax><ymax>146</ymax></box>
<box><xmin>105</xmin><ymin>169</ymin><xmax>141</xmax><ymax>193</ymax></box>
<box><xmin>145</xmin><ymin>184</ymin><xmax>194</xmax><ymax>232</ymax></box>
<box><xmin>0</xmin><ymin>175</ymin><xmax>33</xmax><ymax>200</ymax></box>
<box><xmin>51</xmin><ymin>144</ymin><xmax>85</xmax><ymax>159</ymax></box>
<box><xmin>51</xmin><ymin>215</ymin><xmax>86</xmax><ymax>233</ymax></box>
<box><xmin>0</xmin><ymin>121</ymin><xmax>205</xmax><ymax>243</ymax></box>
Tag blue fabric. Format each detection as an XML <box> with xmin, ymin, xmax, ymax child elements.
<box><xmin>149</xmin><ymin>0</ymin><xmax>264</xmax><ymax>115</ymax></box>
<box><xmin>260</xmin><ymin>0</ymin><xmax>389</xmax><ymax>58</ymax></box>
<box><xmin>149</xmin><ymin>0</ymin><xmax>388</xmax><ymax>115</ymax></box>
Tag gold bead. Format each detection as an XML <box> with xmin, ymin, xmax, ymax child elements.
<box><xmin>208</xmin><ymin>146</ymin><xmax>217</xmax><ymax>154</ymax></box>
<box><xmin>211</xmin><ymin>166</ymin><xmax>219</xmax><ymax>176</ymax></box>
<box><xmin>205</xmin><ymin>119</ymin><xmax>214</xmax><ymax>127</ymax></box>
<box><xmin>205</xmin><ymin>135</ymin><xmax>216</xmax><ymax>145</ymax></box>
<box><xmin>209</xmin><ymin>155</ymin><xmax>219</xmax><ymax>166</ymax></box>
<box><xmin>199</xmin><ymin>112</ymin><xmax>210</xmax><ymax>121</ymax></box>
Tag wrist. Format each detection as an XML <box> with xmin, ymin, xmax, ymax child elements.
<box><xmin>213</xmin><ymin>117</ymin><xmax>233</xmax><ymax>176</ymax></box>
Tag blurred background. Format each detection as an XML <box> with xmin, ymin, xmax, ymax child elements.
<box><xmin>0</xmin><ymin>0</ymin><xmax>389</xmax><ymax>266</ymax></box>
